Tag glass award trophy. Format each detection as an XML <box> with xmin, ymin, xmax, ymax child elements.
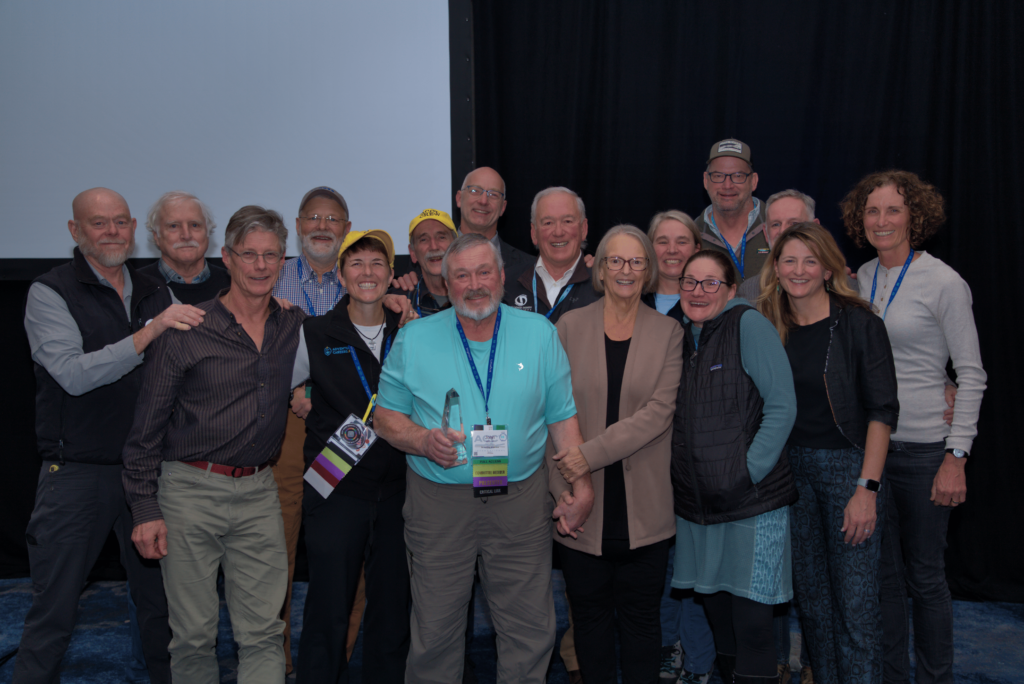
<box><xmin>442</xmin><ymin>388</ymin><xmax>469</xmax><ymax>467</ymax></box>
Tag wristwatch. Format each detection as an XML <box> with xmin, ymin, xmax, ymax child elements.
<box><xmin>856</xmin><ymin>478</ymin><xmax>881</xmax><ymax>492</ymax></box>
<box><xmin>946</xmin><ymin>448</ymin><xmax>968</xmax><ymax>459</ymax></box>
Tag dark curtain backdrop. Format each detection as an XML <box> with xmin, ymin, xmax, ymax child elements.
<box><xmin>471</xmin><ymin>0</ymin><xmax>1023</xmax><ymax>602</ymax></box>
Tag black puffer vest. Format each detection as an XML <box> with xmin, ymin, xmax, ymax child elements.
<box><xmin>33</xmin><ymin>248</ymin><xmax>171</xmax><ymax>464</ymax></box>
<box><xmin>672</xmin><ymin>304</ymin><xmax>797</xmax><ymax>525</ymax></box>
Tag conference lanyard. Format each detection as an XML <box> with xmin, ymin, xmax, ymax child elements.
<box><xmin>870</xmin><ymin>249</ymin><xmax>914</xmax><ymax>321</ymax></box>
<box><xmin>349</xmin><ymin>336</ymin><xmax>393</xmax><ymax>417</ymax></box>
<box><xmin>532</xmin><ymin>269</ymin><xmax>574</xmax><ymax>319</ymax></box>
<box><xmin>708</xmin><ymin>213</ymin><xmax>746</xmax><ymax>279</ymax></box>
<box><xmin>299</xmin><ymin>257</ymin><xmax>343</xmax><ymax>315</ymax></box>
<box><xmin>455</xmin><ymin>306</ymin><xmax>501</xmax><ymax>424</ymax></box>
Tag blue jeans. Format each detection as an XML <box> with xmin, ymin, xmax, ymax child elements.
<box><xmin>773</xmin><ymin>603</ymin><xmax>809</xmax><ymax>668</ymax></box>
<box><xmin>789</xmin><ymin>446</ymin><xmax>885</xmax><ymax>684</ymax></box>
<box><xmin>661</xmin><ymin>544</ymin><xmax>716</xmax><ymax>673</ymax></box>
<box><xmin>126</xmin><ymin>584</ymin><xmax>151</xmax><ymax>683</ymax></box>
<box><xmin>879</xmin><ymin>442</ymin><xmax>953</xmax><ymax>684</ymax></box>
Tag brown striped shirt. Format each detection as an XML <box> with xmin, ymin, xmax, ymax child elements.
<box><xmin>123</xmin><ymin>294</ymin><xmax>306</xmax><ymax>525</ymax></box>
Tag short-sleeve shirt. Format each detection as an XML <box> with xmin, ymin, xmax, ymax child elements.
<box><xmin>377</xmin><ymin>304</ymin><xmax>577</xmax><ymax>484</ymax></box>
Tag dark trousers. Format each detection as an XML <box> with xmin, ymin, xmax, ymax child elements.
<box><xmin>702</xmin><ymin>591</ymin><xmax>776</xmax><ymax>678</ymax></box>
<box><xmin>297</xmin><ymin>484</ymin><xmax>410</xmax><ymax>684</ymax></box>
<box><xmin>789</xmin><ymin>445</ymin><xmax>885</xmax><ymax>684</ymax></box>
<box><xmin>13</xmin><ymin>461</ymin><xmax>171</xmax><ymax>684</ymax></box>
<box><xmin>559</xmin><ymin>538</ymin><xmax>670</xmax><ymax>684</ymax></box>
<box><xmin>879</xmin><ymin>442</ymin><xmax>954</xmax><ymax>684</ymax></box>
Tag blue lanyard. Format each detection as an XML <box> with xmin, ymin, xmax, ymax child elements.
<box><xmin>414</xmin><ymin>281</ymin><xmax>422</xmax><ymax>317</ymax></box>
<box><xmin>455</xmin><ymin>306</ymin><xmax>501</xmax><ymax>423</ymax></box>
<box><xmin>708</xmin><ymin>212</ymin><xmax>746</xmax><ymax>279</ymax></box>
<box><xmin>299</xmin><ymin>257</ymin><xmax>343</xmax><ymax>315</ymax></box>
<box><xmin>349</xmin><ymin>335</ymin><xmax>392</xmax><ymax>417</ymax></box>
<box><xmin>870</xmin><ymin>249</ymin><xmax>914</xmax><ymax>321</ymax></box>
<box><xmin>532</xmin><ymin>269</ymin><xmax>574</xmax><ymax>319</ymax></box>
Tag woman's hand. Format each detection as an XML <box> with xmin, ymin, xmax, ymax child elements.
<box><xmin>552</xmin><ymin>446</ymin><xmax>590</xmax><ymax>484</ymax></box>
<box><xmin>842</xmin><ymin>486</ymin><xmax>878</xmax><ymax>545</ymax></box>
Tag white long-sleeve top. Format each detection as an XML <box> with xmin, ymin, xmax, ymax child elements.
<box><xmin>858</xmin><ymin>251</ymin><xmax>986</xmax><ymax>452</ymax></box>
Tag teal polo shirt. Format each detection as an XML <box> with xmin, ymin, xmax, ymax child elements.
<box><xmin>377</xmin><ymin>304</ymin><xmax>577</xmax><ymax>485</ymax></box>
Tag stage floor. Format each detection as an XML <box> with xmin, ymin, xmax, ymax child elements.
<box><xmin>0</xmin><ymin>574</ymin><xmax>1020</xmax><ymax>683</ymax></box>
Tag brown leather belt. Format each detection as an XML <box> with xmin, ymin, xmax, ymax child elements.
<box><xmin>184</xmin><ymin>461</ymin><xmax>271</xmax><ymax>478</ymax></box>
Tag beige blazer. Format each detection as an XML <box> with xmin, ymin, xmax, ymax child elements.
<box><xmin>548</xmin><ymin>297</ymin><xmax>684</xmax><ymax>555</ymax></box>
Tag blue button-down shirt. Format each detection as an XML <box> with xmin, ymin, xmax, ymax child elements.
<box><xmin>272</xmin><ymin>254</ymin><xmax>346</xmax><ymax>316</ymax></box>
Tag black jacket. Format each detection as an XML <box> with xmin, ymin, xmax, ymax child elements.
<box><xmin>137</xmin><ymin>260</ymin><xmax>231</xmax><ymax>306</ymax></box>
<box><xmin>820</xmin><ymin>299</ymin><xmax>900</xmax><ymax>449</ymax></box>
<box><xmin>672</xmin><ymin>304</ymin><xmax>798</xmax><ymax>525</ymax></box>
<box><xmin>503</xmin><ymin>255</ymin><xmax>600</xmax><ymax>324</ymax></box>
<box><xmin>302</xmin><ymin>297</ymin><xmax>406</xmax><ymax>502</ymax></box>
<box><xmin>33</xmin><ymin>248</ymin><xmax>172</xmax><ymax>464</ymax></box>
<box><xmin>640</xmin><ymin>291</ymin><xmax>684</xmax><ymax>323</ymax></box>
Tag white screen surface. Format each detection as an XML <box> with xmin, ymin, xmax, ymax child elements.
<box><xmin>0</xmin><ymin>0</ymin><xmax>451</xmax><ymax>258</ymax></box>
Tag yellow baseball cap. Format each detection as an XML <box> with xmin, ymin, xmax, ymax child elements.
<box><xmin>337</xmin><ymin>229</ymin><xmax>395</xmax><ymax>269</ymax></box>
<box><xmin>408</xmin><ymin>208</ymin><xmax>457</xmax><ymax>236</ymax></box>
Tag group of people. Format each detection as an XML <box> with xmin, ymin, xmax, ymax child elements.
<box><xmin>15</xmin><ymin>137</ymin><xmax>985</xmax><ymax>684</ymax></box>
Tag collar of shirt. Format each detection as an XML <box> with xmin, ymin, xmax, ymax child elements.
<box><xmin>703</xmin><ymin>196</ymin><xmax>763</xmax><ymax>248</ymax></box>
<box><xmin>84</xmin><ymin>259</ymin><xmax>133</xmax><ymax>317</ymax></box>
<box><xmin>535</xmin><ymin>252</ymin><xmax>582</xmax><ymax>305</ymax></box>
<box><xmin>273</xmin><ymin>253</ymin><xmax>345</xmax><ymax>316</ymax></box>
<box><xmin>207</xmin><ymin>292</ymin><xmax>283</xmax><ymax>335</ymax></box>
<box><xmin>158</xmin><ymin>258</ymin><xmax>210</xmax><ymax>284</ymax></box>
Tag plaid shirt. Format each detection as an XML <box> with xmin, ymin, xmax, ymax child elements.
<box><xmin>272</xmin><ymin>254</ymin><xmax>347</xmax><ymax>316</ymax></box>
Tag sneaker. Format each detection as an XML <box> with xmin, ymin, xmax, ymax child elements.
<box><xmin>678</xmin><ymin>670</ymin><xmax>710</xmax><ymax>684</ymax></box>
<box><xmin>799</xmin><ymin>666</ymin><xmax>814</xmax><ymax>684</ymax></box>
<box><xmin>660</xmin><ymin>642</ymin><xmax>683</xmax><ymax>680</ymax></box>
<box><xmin>778</xmin><ymin>663</ymin><xmax>791</xmax><ymax>684</ymax></box>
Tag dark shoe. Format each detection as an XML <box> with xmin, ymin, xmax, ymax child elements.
<box><xmin>777</xmin><ymin>662</ymin><xmax>791</xmax><ymax>684</ymax></box>
<box><xmin>678</xmin><ymin>670</ymin><xmax>710</xmax><ymax>684</ymax></box>
<box><xmin>660</xmin><ymin>641</ymin><xmax>683</xmax><ymax>680</ymax></box>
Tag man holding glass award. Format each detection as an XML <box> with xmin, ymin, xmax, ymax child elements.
<box><xmin>375</xmin><ymin>233</ymin><xmax>592</xmax><ymax>684</ymax></box>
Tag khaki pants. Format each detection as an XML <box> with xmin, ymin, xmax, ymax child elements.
<box><xmin>404</xmin><ymin>466</ymin><xmax>556</xmax><ymax>684</ymax></box>
<box><xmin>158</xmin><ymin>461</ymin><xmax>288</xmax><ymax>684</ymax></box>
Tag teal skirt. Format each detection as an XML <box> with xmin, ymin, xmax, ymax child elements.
<box><xmin>671</xmin><ymin>507</ymin><xmax>792</xmax><ymax>605</ymax></box>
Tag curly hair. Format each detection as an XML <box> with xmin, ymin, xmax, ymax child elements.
<box><xmin>840</xmin><ymin>169</ymin><xmax>946</xmax><ymax>248</ymax></box>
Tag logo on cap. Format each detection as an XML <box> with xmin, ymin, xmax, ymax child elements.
<box><xmin>718</xmin><ymin>141</ymin><xmax>743</xmax><ymax>154</ymax></box>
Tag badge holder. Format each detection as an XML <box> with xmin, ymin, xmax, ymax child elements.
<box><xmin>304</xmin><ymin>398</ymin><xmax>379</xmax><ymax>499</ymax></box>
<box><xmin>442</xmin><ymin>389</ymin><xmax>469</xmax><ymax>468</ymax></box>
<box><xmin>471</xmin><ymin>423</ymin><xmax>509</xmax><ymax>497</ymax></box>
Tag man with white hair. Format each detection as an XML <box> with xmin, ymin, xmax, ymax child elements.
<box><xmin>504</xmin><ymin>186</ymin><xmax>600</xmax><ymax>323</ymax></box>
<box><xmin>15</xmin><ymin>187</ymin><xmax>206</xmax><ymax>683</ymax></box>
<box><xmin>375</xmin><ymin>233</ymin><xmax>590</xmax><ymax>683</ymax></box>
<box><xmin>138</xmin><ymin>191</ymin><xmax>231</xmax><ymax>304</ymax></box>
<box><xmin>736</xmin><ymin>189</ymin><xmax>820</xmax><ymax>302</ymax></box>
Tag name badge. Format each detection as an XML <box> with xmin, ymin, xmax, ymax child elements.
<box><xmin>472</xmin><ymin>424</ymin><xmax>508</xmax><ymax>497</ymax></box>
<box><xmin>304</xmin><ymin>414</ymin><xmax>378</xmax><ymax>499</ymax></box>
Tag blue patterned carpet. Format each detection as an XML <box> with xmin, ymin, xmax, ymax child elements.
<box><xmin>0</xmin><ymin>573</ymin><xmax>1019</xmax><ymax>683</ymax></box>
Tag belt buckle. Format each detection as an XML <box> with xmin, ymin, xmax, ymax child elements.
<box><xmin>231</xmin><ymin>466</ymin><xmax>245</xmax><ymax>478</ymax></box>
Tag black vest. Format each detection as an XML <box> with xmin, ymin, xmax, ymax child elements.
<box><xmin>33</xmin><ymin>248</ymin><xmax>172</xmax><ymax>464</ymax></box>
<box><xmin>671</xmin><ymin>305</ymin><xmax>797</xmax><ymax>525</ymax></box>
<box><xmin>302</xmin><ymin>298</ymin><xmax>407</xmax><ymax>502</ymax></box>
<box><xmin>137</xmin><ymin>260</ymin><xmax>231</xmax><ymax>305</ymax></box>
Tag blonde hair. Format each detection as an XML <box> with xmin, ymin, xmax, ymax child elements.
<box><xmin>592</xmin><ymin>224</ymin><xmax>659</xmax><ymax>295</ymax></box>
<box><xmin>647</xmin><ymin>210</ymin><xmax>702</xmax><ymax>249</ymax></box>
<box><xmin>757</xmin><ymin>222</ymin><xmax>866</xmax><ymax>345</ymax></box>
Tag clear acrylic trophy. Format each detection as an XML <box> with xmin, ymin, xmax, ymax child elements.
<box><xmin>442</xmin><ymin>388</ymin><xmax>469</xmax><ymax>467</ymax></box>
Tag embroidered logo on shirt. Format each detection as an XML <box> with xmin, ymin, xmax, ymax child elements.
<box><xmin>515</xmin><ymin>294</ymin><xmax>528</xmax><ymax>307</ymax></box>
<box><xmin>517</xmin><ymin>363</ymin><xmax>524</xmax><ymax>371</ymax></box>
<box><xmin>710</xmin><ymin>364</ymin><xmax>723</xmax><ymax>371</ymax></box>
<box><xmin>324</xmin><ymin>346</ymin><xmax>351</xmax><ymax>356</ymax></box>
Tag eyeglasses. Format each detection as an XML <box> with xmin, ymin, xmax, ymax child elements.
<box><xmin>463</xmin><ymin>185</ymin><xmax>506</xmax><ymax>200</ymax></box>
<box><xmin>680</xmin><ymin>277</ymin><xmax>724</xmax><ymax>293</ymax></box>
<box><xmin>299</xmin><ymin>214</ymin><xmax>348</xmax><ymax>226</ymax></box>
<box><xmin>603</xmin><ymin>256</ymin><xmax>648</xmax><ymax>271</ymax></box>
<box><xmin>227</xmin><ymin>247</ymin><xmax>282</xmax><ymax>264</ymax></box>
<box><xmin>706</xmin><ymin>171</ymin><xmax>752</xmax><ymax>184</ymax></box>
